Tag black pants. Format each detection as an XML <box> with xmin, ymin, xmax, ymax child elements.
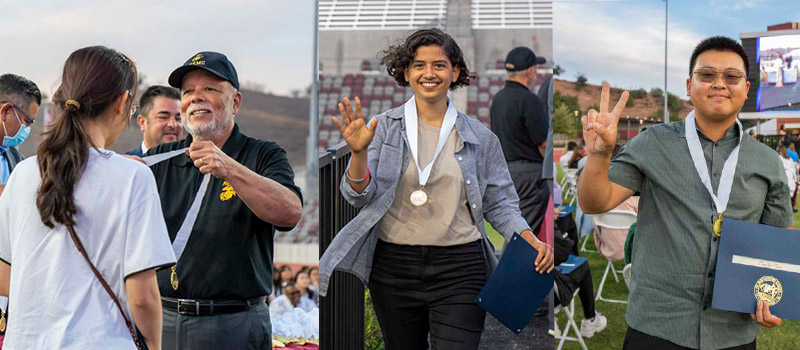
<box><xmin>162</xmin><ymin>302</ymin><xmax>271</xmax><ymax>350</ymax></box>
<box><xmin>369</xmin><ymin>239</ymin><xmax>487</xmax><ymax>350</ymax></box>
<box><xmin>623</xmin><ymin>327</ymin><xmax>755</xmax><ymax>350</ymax></box>
<box><xmin>508</xmin><ymin>162</ymin><xmax>549</xmax><ymax>235</ymax></box>
<box><xmin>554</xmin><ymin>263</ymin><xmax>596</xmax><ymax>319</ymax></box>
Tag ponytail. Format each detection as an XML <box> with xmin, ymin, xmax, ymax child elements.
<box><xmin>34</xmin><ymin>46</ymin><xmax>137</xmax><ymax>228</ymax></box>
<box><xmin>36</xmin><ymin>105</ymin><xmax>90</xmax><ymax>228</ymax></box>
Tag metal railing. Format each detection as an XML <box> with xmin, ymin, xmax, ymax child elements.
<box><xmin>319</xmin><ymin>142</ymin><xmax>365</xmax><ymax>350</ymax></box>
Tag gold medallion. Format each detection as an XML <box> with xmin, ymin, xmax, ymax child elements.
<box><xmin>713</xmin><ymin>213</ymin><xmax>723</xmax><ymax>237</ymax></box>
<box><xmin>170</xmin><ymin>266</ymin><xmax>179</xmax><ymax>291</ymax></box>
<box><xmin>410</xmin><ymin>188</ymin><xmax>428</xmax><ymax>206</ymax></box>
<box><xmin>0</xmin><ymin>311</ymin><xmax>6</xmax><ymax>332</ymax></box>
<box><xmin>754</xmin><ymin>276</ymin><xmax>783</xmax><ymax>306</ymax></box>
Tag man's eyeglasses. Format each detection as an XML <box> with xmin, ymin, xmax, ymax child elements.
<box><xmin>691</xmin><ymin>68</ymin><xmax>746</xmax><ymax>85</ymax></box>
<box><xmin>0</xmin><ymin>102</ymin><xmax>34</xmax><ymax>126</ymax></box>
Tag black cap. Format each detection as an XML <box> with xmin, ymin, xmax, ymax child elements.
<box><xmin>504</xmin><ymin>47</ymin><xmax>546</xmax><ymax>72</ymax></box>
<box><xmin>168</xmin><ymin>51</ymin><xmax>240</xmax><ymax>90</ymax></box>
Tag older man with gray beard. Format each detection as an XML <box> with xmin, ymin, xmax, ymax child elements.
<box><xmin>144</xmin><ymin>51</ymin><xmax>303</xmax><ymax>350</ymax></box>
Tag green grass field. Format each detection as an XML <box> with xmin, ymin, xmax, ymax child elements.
<box><xmin>552</xmin><ymin>164</ymin><xmax>800</xmax><ymax>350</ymax></box>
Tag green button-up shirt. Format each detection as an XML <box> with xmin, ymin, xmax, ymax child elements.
<box><xmin>609</xmin><ymin>121</ymin><xmax>793</xmax><ymax>349</ymax></box>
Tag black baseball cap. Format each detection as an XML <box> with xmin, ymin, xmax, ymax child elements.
<box><xmin>504</xmin><ymin>47</ymin><xmax>546</xmax><ymax>72</ymax></box>
<box><xmin>168</xmin><ymin>51</ymin><xmax>240</xmax><ymax>90</ymax></box>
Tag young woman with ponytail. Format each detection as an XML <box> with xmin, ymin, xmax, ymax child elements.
<box><xmin>0</xmin><ymin>46</ymin><xmax>176</xmax><ymax>350</ymax></box>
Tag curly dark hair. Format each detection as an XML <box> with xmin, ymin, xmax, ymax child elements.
<box><xmin>380</xmin><ymin>28</ymin><xmax>471</xmax><ymax>90</ymax></box>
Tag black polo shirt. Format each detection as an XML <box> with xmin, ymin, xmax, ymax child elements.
<box><xmin>146</xmin><ymin>123</ymin><xmax>302</xmax><ymax>300</ymax></box>
<box><xmin>489</xmin><ymin>80</ymin><xmax>549</xmax><ymax>164</ymax></box>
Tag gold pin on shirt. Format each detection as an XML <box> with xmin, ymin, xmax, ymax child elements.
<box><xmin>0</xmin><ymin>310</ymin><xmax>6</xmax><ymax>332</ymax></box>
<box><xmin>713</xmin><ymin>213</ymin><xmax>723</xmax><ymax>237</ymax></box>
<box><xmin>171</xmin><ymin>266</ymin><xmax>179</xmax><ymax>290</ymax></box>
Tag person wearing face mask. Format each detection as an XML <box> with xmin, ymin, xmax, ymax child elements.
<box><xmin>490</xmin><ymin>47</ymin><xmax>550</xmax><ymax>239</ymax></box>
<box><xmin>125</xmin><ymin>85</ymin><xmax>183</xmax><ymax>156</ymax></box>
<box><xmin>0</xmin><ymin>74</ymin><xmax>41</xmax><ymax>197</ymax></box>
<box><xmin>146</xmin><ymin>51</ymin><xmax>303</xmax><ymax>350</ymax></box>
<box><xmin>318</xmin><ymin>29</ymin><xmax>554</xmax><ymax>350</ymax></box>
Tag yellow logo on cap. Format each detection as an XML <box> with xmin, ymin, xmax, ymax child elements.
<box><xmin>754</xmin><ymin>276</ymin><xmax>783</xmax><ymax>306</ymax></box>
<box><xmin>220</xmin><ymin>180</ymin><xmax>237</xmax><ymax>201</ymax></box>
<box><xmin>505</xmin><ymin>63</ymin><xmax>515</xmax><ymax>70</ymax></box>
<box><xmin>191</xmin><ymin>53</ymin><xmax>206</xmax><ymax>66</ymax></box>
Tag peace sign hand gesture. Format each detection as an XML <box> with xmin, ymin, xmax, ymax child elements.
<box><xmin>581</xmin><ymin>82</ymin><xmax>629</xmax><ymax>156</ymax></box>
<box><xmin>331</xmin><ymin>97</ymin><xmax>378</xmax><ymax>154</ymax></box>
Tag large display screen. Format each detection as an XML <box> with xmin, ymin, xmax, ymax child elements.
<box><xmin>758</xmin><ymin>34</ymin><xmax>800</xmax><ymax>111</ymax></box>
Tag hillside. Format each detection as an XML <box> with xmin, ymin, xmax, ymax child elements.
<box><xmin>18</xmin><ymin>90</ymin><xmax>310</xmax><ymax>168</ymax></box>
<box><xmin>554</xmin><ymin>78</ymin><xmax>693</xmax><ymax>120</ymax></box>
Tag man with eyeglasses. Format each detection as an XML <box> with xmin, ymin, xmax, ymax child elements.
<box><xmin>579</xmin><ymin>36</ymin><xmax>791</xmax><ymax>349</ymax></box>
<box><xmin>0</xmin><ymin>74</ymin><xmax>41</xmax><ymax>197</ymax></box>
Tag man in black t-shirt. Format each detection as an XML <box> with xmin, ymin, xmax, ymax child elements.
<box><xmin>147</xmin><ymin>51</ymin><xmax>303</xmax><ymax>350</ymax></box>
<box><xmin>490</xmin><ymin>47</ymin><xmax>550</xmax><ymax>235</ymax></box>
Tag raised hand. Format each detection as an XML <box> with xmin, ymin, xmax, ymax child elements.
<box><xmin>331</xmin><ymin>97</ymin><xmax>378</xmax><ymax>154</ymax></box>
<box><xmin>581</xmin><ymin>82</ymin><xmax>629</xmax><ymax>156</ymax></box>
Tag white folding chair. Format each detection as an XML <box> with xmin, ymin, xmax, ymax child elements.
<box><xmin>563</xmin><ymin>168</ymin><xmax>579</xmax><ymax>206</ymax></box>
<box><xmin>579</xmin><ymin>232</ymin><xmax>595</xmax><ymax>253</ymax></box>
<box><xmin>555</xmin><ymin>287</ymin><xmax>588</xmax><ymax>350</ymax></box>
<box><xmin>593</xmin><ymin>210</ymin><xmax>636</xmax><ymax>304</ymax></box>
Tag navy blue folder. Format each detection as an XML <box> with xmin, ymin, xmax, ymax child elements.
<box><xmin>712</xmin><ymin>219</ymin><xmax>800</xmax><ymax>320</ymax></box>
<box><xmin>555</xmin><ymin>255</ymin><xmax>588</xmax><ymax>274</ymax></box>
<box><xmin>475</xmin><ymin>233</ymin><xmax>554</xmax><ymax>334</ymax></box>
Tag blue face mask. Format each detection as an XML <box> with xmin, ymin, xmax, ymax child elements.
<box><xmin>2</xmin><ymin>108</ymin><xmax>30</xmax><ymax>148</ymax></box>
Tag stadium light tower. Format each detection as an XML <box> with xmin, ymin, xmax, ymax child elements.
<box><xmin>664</xmin><ymin>0</ymin><xmax>669</xmax><ymax>123</ymax></box>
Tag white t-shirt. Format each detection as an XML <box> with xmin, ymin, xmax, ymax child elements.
<box><xmin>781</xmin><ymin>156</ymin><xmax>797</xmax><ymax>194</ymax></box>
<box><xmin>559</xmin><ymin>150</ymin><xmax>573</xmax><ymax>171</ymax></box>
<box><xmin>0</xmin><ymin>148</ymin><xmax>176</xmax><ymax>350</ymax></box>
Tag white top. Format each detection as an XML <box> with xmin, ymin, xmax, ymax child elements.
<box><xmin>269</xmin><ymin>295</ymin><xmax>316</xmax><ymax>317</ymax></box>
<box><xmin>0</xmin><ymin>148</ymin><xmax>176</xmax><ymax>350</ymax></box>
<box><xmin>781</xmin><ymin>156</ymin><xmax>797</xmax><ymax>194</ymax></box>
<box><xmin>269</xmin><ymin>295</ymin><xmax>295</xmax><ymax>316</ymax></box>
<box><xmin>559</xmin><ymin>150</ymin><xmax>573</xmax><ymax>171</ymax></box>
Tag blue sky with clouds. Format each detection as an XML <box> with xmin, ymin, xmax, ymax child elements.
<box><xmin>554</xmin><ymin>0</ymin><xmax>800</xmax><ymax>96</ymax></box>
<box><xmin>0</xmin><ymin>0</ymin><xmax>314</xmax><ymax>97</ymax></box>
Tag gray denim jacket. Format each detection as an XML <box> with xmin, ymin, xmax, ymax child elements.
<box><xmin>318</xmin><ymin>106</ymin><xmax>531</xmax><ymax>296</ymax></box>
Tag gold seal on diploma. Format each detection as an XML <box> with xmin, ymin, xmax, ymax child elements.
<box><xmin>754</xmin><ymin>276</ymin><xmax>782</xmax><ymax>306</ymax></box>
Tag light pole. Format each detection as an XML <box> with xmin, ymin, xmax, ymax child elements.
<box><xmin>664</xmin><ymin>0</ymin><xmax>669</xmax><ymax>123</ymax></box>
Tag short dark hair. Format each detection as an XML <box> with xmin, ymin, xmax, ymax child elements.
<box><xmin>380</xmin><ymin>28</ymin><xmax>471</xmax><ymax>90</ymax></box>
<box><xmin>567</xmin><ymin>141</ymin><xmax>578</xmax><ymax>151</ymax></box>
<box><xmin>0</xmin><ymin>74</ymin><xmax>42</xmax><ymax>109</ymax></box>
<box><xmin>282</xmin><ymin>282</ymin><xmax>298</xmax><ymax>293</ymax></box>
<box><xmin>138</xmin><ymin>85</ymin><xmax>180</xmax><ymax>119</ymax></box>
<box><xmin>689</xmin><ymin>36</ymin><xmax>749</xmax><ymax>77</ymax></box>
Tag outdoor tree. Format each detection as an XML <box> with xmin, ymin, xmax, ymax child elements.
<box><xmin>650</xmin><ymin>87</ymin><xmax>664</xmax><ymax>98</ymax></box>
<box><xmin>553</xmin><ymin>64</ymin><xmax>563</xmax><ymax>76</ymax></box>
<box><xmin>554</xmin><ymin>103</ymin><xmax>579</xmax><ymax>137</ymax></box>
<box><xmin>554</xmin><ymin>90</ymin><xmax>580</xmax><ymax>113</ymax></box>
<box><xmin>575</xmin><ymin>72</ymin><xmax>588</xmax><ymax>90</ymax></box>
<box><xmin>630</xmin><ymin>88</ymin><xmax>647</xmax><ymax>99</ymax></box>
<box><xmin>667</xmin><ymin>92</ymin><xmax>682</xmax><ymax>112</ymax></box>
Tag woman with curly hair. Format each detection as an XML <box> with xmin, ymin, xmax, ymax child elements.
<box><xmin>318</xmin><ymin>28</ymin><xmax>553</xmax><ymax>349</ymax></box>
